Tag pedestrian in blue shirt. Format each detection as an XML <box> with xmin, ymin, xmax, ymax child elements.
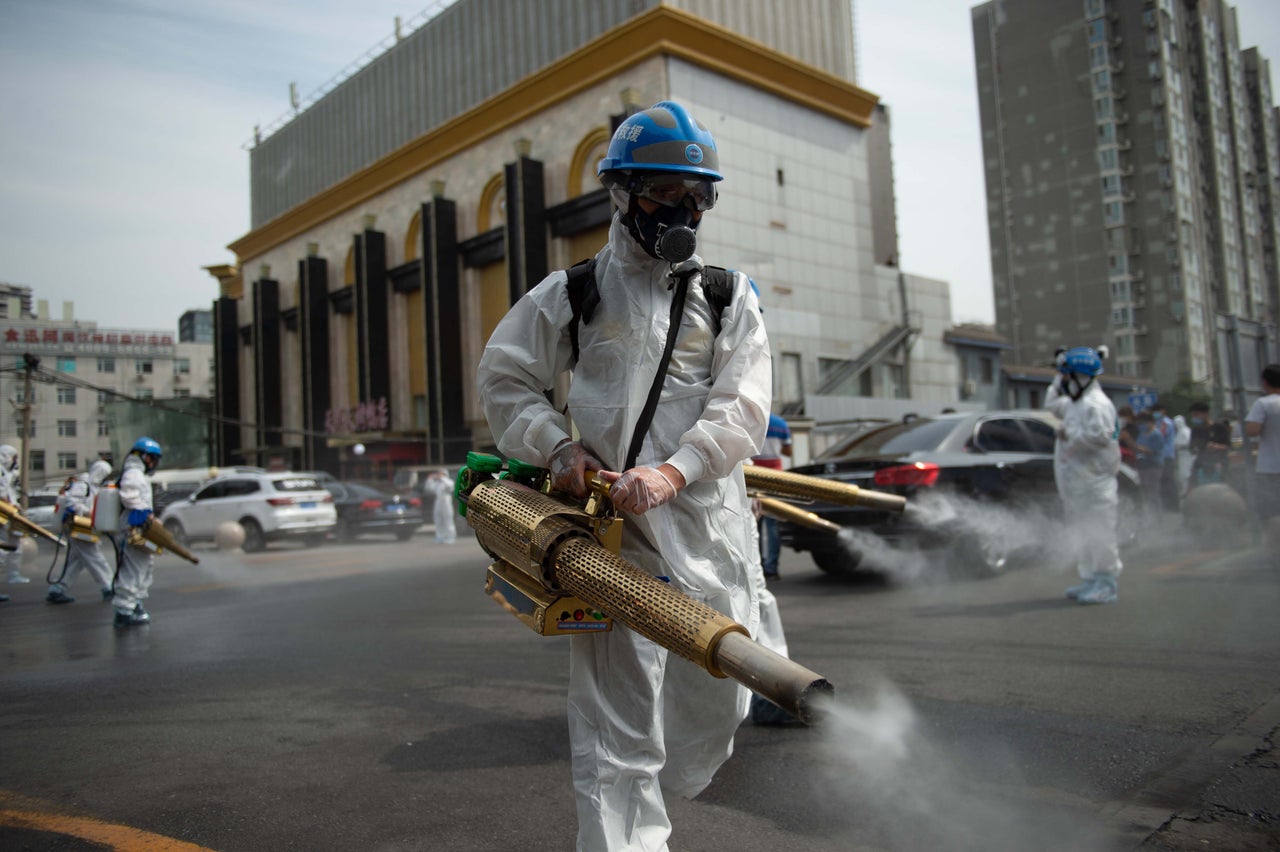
<box><xmin>1134</xmin><ymin>411</ymin><xmax>1167</xmax><ymax>529</ymax></box>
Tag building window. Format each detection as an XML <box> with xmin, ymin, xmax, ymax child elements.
<box><xmin>1085</xmin><ymin>0</ymin><xmax>1104</xmax><ymax>19</ymax></box>
<box><xmin>30</xmin><ymin>451</ymin><xmax>44</xmax><ymax>473</ymax></box>
<box><xmin>136</xmin><ymin>388</ymin><xmax>154</xmax><ymax>400</ymax></box>
<box><xmin>97</xmin><ymin>391</ymin><xmax>110</xmax><ymax>407</ymax></box>
<box><xmin>135</xmin><ymin>360</ymin><xmax>153</xmax><ymax>374</ymax></box>
<box><xmin>174</xmin><ymin>388</ymin><xmax>191</xmax><ymax>399</ymax></box>
<box><xmin>174</xmin><ymin>358</ymin><xmax>191</xmax><ymax>375</ymax></box>
<box><xmin>1097</xmin><ymin>122</ymin><xmax>1116</xmax><ymax>143</ymax></box>
<box><xmin>58</xmin><ymin>419</ymin><xmax>77</xmax><ymax>437</ymax></box>
<box><xmin>779</xmin><ymin>353</ymin><xmax>803</xmax><ymax>405</ymax></box>
<box><xmin>97</xmin><ymin>358</ymin><xmax>115</xmax><ymax>372</ymax></box>
<box><xmin>1087</xmin><ymin>19</ymin><xmax>1106</xmax><ymax>43</ymax></box>
<box><xmin>1098</xmin><ymin>148</ymin><xmax>1118</xmax><ymax>171</ymax></box>
<box><xmin>57</xmin><ymin>387</ymin><xmax>76</xmax><ymax>405</ymax></box>
<box><xmin>1101</xmin><ymin>174</ymin><xmax>1122</xmax><ymax>196</ymax></box>
<box><xmin>98</xmin><ymin>420</ymin><xmax>109</xmax><ymax>437</ymax></box>
<box><xmin>1104</xmin><ymin>201</ymin><xmax>1125</xmax><ymax>226</ymax></box>
<box><xmin>57</xmin><ymin>452</ymin><xmax>77</xmax><ymax>471</ymax></box>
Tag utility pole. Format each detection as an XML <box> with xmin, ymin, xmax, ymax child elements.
<box><xmin>17</xmin><ymin>352</ymin><xmax>37</xmax><ymax>511</ymax></box>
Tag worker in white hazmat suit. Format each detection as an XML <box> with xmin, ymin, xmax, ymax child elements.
<box><xmin>114</xmin><ymin>437</ymin><xmax>162</xmax><ymax>627</ymax></box>
<box><xmin>46</xmin><ymin>460</ymin><xmax>115</xmax><ymax>604</ymax></box>
<box><xmin>0</xmin><ymin>444</ymin><xmax>29</xmax><ymax>586</ymax></box>
<box><xmin>1046</xmin><ymin>346</ymin><xmax>1123</xmax><ymax>604</ymax></box>
<box><xmin>424</xmin><ymin>469</ymin><xmax>456</xmax><ymax>544</ymax></box>
<box><xmin>478</xmin><ymin>100</ymin><xmax>771</xmax><ymax>852</ymax></box>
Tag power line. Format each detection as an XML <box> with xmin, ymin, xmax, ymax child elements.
<box><xmin>0</xmin><ymin>364</ymin><xmax>336</xmax><ymax>441</ymax></box>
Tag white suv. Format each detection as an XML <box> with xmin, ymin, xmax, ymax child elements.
<box><xmin>160</xmin><ymin>472</ymin><xmax>336</xmax><ymax>552</ymax></box>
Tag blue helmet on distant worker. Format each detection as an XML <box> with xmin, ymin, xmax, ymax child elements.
<box><xmin>131</xmin><ymin>436</ymin><xmax>162</xmax><ymax>472</ymax></box>
<box><xmin>1057</xmin><ymin>346</ymin><xmax>1106</xmax><ymax>378</ymax></box>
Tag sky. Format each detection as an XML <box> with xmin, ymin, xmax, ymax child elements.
<box><xmin>1</xmin><ymin>0</ymin><xmax>1278</xmax><ymax>332</ymax></box>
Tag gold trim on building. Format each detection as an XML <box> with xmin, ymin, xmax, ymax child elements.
<box><xmin>227</xmin><ymin>4</ymin><xmax>879</xmax><ymax>263</ymax></box>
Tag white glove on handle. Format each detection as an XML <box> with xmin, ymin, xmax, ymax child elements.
<box><xmin>549</xmin><ymin>440</ymin><xmax>604</xmax><ymax>498</ymax></box>
<box><xmin>599</xmin><ymin>466</ymin><xmax>681</xmax><ymax>516</ymax></box>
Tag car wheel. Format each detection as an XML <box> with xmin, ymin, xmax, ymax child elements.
<box><xmin>164</xmin><ymin>519</ymin><xmax>187</xmax><ymax>547</ymax></box>
<box><xmin>811</xmin><ymin>546</ymin><xmax>862</xmax><ymax>577</ymax></box>
<box><xmin>240</xmin><ymin>518</ymin><xmax>266</xmax><ymax>553</ymax></box>
<box><xmin>394</xmin><ymin>529</ymin><xmax>415</xmax><ymax>542</ymax></box>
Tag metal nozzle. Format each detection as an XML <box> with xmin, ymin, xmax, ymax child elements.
<box><xmin>744</xmin><ymin>466</ymin><xmax>907</xmax><ymax>513</ymax></box>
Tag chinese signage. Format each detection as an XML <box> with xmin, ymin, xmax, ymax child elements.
<box><xmin>325</xmin><ymin>398</ymin><xmax>389</xmax><ymax>434</ymax></box>
<box><xmin>1</xmin><ymin>326</ymin><xmax>175</xmax><ymax>356</ymax></box>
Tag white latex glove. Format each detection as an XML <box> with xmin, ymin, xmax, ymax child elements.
<box><xmin>549</xmin><ymin>440</ymin><xmax>604</xmax><ymax>498</ymax></box>
<box><xmin>598</xmin><ymin>466</ymin><xmax>682</xmax><ymax>516</ymax></box>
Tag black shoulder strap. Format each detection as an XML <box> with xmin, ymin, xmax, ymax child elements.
<box><xmin>568</xmin><ymin>261</ymin><xmax>734</xmax><ymax>361</ymax></box>
<box><xmin>566</xmin><ymin>261</ymin><xmax>735</xmax><ymax>467</ymax></box>
<box><xmin>565</xmin><ymin>258</ymin><xmax>598</xmax><ymax>364</ymax></box>
<box><xmin>701</xmin><ymin>266</ymin><xmax>733</xmax><ymax>327</ymax></box>
<box><xmin>625</xmin><ymin>269</ymin><xmax>693</xmax><ymax>471</ymax></box>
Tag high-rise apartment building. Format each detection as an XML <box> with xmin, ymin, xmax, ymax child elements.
<box><xmin>972</xmin><ymin>0</ymin><xmax>1280</xmax><ymax>396</ymax></box>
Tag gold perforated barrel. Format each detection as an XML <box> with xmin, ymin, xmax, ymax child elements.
<box><xmin>466</xmin><ymin>480</ymin><xmax>594</xmax><ymax>589</ymax></box>
<box><xmin>551</xmin><ymin>536</ymin><xmax>747</xmax><ymax>676</ymax></box>
<box><xmin>464</xmin><ymin>478</ymin><xmax>834</xmax><ymax>723</ymax></box>
<box><xmin>744</xmin><ymin>466</ymin><xmax>907</xmax><ymax>513</ymax></box>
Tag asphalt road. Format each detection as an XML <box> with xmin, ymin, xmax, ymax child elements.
<box><xmin>1</xmin><ymin>522</ymin><xmax>1277</xmax><ymax>851</ymax></box>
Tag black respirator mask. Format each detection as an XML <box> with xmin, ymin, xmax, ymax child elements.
<box><xmin>610</xmin><ymin>172</ymin><xmax>716</xmax><ymax>265</ymax></box>
<box><xmin>624</xmin><ymin>196</ymin><xmax>700</xmax><ymax>264</ymax></box>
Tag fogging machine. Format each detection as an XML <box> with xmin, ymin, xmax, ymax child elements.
<box><xmin>455</xmin><ymin>453</ymin><xmax>834</xmax><ymax>724</ymax></box>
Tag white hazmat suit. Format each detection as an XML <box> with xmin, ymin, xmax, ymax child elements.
<box><xmin>424</xmin><ymin>473</ymin><xmax>456</xmax><ymax>543</ymax></box>
<box><xmin>478</xmin><ymin>216</ymin><xmax>771</xmax><ymax>852</ymax></box>
<box><xmin>1046</xmin><ymin>375</ymin><xmax>1122</xmax><ymax>593</ymax></box>
<box><xmin>48</xmin><ymin>460</ymin><xmax>114</xmax><ymax>601</ymax></box>
<box><xmin>0</xmin><ymin>444</ymin><xmax>27</xmax><ymax>584</ymax></box>
<box><xmin>115</xmin><ymin>454</ymin><xmax>155</xmax><ymax>621</ymax></box>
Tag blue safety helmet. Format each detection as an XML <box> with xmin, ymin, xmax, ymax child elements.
<box><xmin>1057</xmin><ymin>346</ymin><xmax>1105</xmax><ymax>377</ymax></box>
<box><xmin>132</xmin><ymin>436</ymin><xmax>162</xmax><ymax>458</ymax></box>
<box><xmin>597</xmin><ymin>101</ymin><xmax>723</xmax><ymax>182</ymax></box>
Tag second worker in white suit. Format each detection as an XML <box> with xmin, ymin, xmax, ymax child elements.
<box><xmin>46</xmin><ymin>460</ymin><xmax>115</xmax><ymax>604</ymax></box>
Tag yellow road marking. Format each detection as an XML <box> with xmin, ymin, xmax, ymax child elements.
<box><xmin>0</xmin><ymin>807</ymin><xmax>216</xmax><ymax>851</ymax></box>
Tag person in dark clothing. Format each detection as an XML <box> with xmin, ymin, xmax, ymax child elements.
<box><xmin>1186</xmin><ymin>401</ymin><xmax>1231</xmax><ymax>489</ymax></box>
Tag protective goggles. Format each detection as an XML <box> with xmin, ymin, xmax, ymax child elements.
<box><xmin>626</xmin><ymin>173</ymin><xmax>718</xmax><ymax>211</ymax></box>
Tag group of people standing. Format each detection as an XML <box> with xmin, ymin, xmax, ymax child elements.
<box><xmin>0</xmin><ymin>436</ymin><xmax>165</xmax><ymax>628</ymax></box>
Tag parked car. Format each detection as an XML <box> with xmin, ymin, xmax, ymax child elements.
<box><xmin>26</xmin><ymin>492</ymin><xmax>60</xmax><ymax>529</ymax></box>
<box><xmin>778</xmin><ymin>410</ymin><xmax>1142</xmax><ymax>578</ymax></box>
<box><xmin>324</xmin><ymin>481</ymin><xmax>424</xmax><ymax>542</ymax></box>
<box><xmin>160</xmin><ymin>472</ymin><xmax>336</xmax><ymax>553</ymax></box>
